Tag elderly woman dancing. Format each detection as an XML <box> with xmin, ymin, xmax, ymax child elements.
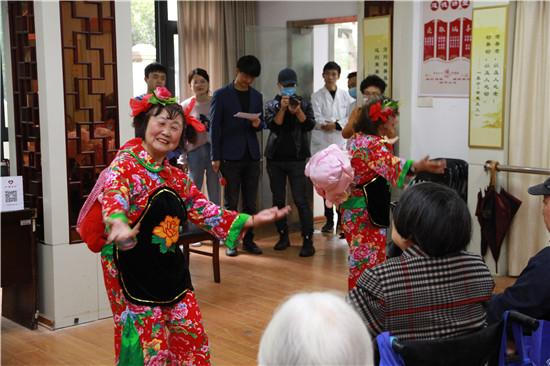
<box><xmin>81</xmin><ymin>87</ymin><xmax>289</xmax><ymax>365</ymax></box>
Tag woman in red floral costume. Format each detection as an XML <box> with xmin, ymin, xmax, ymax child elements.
<box><xmin>341</xmin><ymin>97</ymin><xmax>445</xmax><ymax>289</ymax></box>
<box><xmin>92</xmin><ymin>87</ymin><xmax>289</xmax><ymax>365</ymax></box>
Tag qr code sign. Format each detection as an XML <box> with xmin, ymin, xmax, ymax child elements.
<box><xmin>5</xmin><ymin>190</ymin><xmax>18</xmax><ymax>203</ymax></box>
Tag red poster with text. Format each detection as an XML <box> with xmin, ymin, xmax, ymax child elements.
<box><xmin>449</xmin><ymin>18</ymin><xmax>461</xmax><ymax>60</ymax></box>
<box><xmin>436</xmin><ymin>20</ymin><xmax>448</xmax><ymax>60</ymax></box>
<box><xmin>462</xmin><ymin>18</ymin><xmax>472</xmax><ymax>58</ymax></box>
<box><xmin>424</xmin><ymin>20</ymin><xmax>435</xmax><ymax>61</ymax></box>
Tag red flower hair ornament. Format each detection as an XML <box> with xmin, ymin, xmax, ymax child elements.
<box><xmin>129</xmin><ymin>87</ymin><xmax>206</xmax><ymax>133</ymax></box>
<box><xmin>368</xmin><ymin>100</ymin><xmax>398</xmax><ymax>124</ymax></box>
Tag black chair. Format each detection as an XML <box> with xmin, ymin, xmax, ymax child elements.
<box><xmin>374</xmin><ymin>311</ymin><xmax>539</xmax><ymax>366</ymax></box>
<box><xmin>178</xmin><ymin>222</ymin><xmax>220</xmax><ymax>283</ymax></box>
<box><xmin>411</xmin><ymin>158</ymin><xmax>469</xmax><ymax>202</ymax></box>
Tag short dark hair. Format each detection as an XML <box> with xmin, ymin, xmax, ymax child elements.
<box><xmin>133</xmin><ymin>104</ymin><xmax>192</xmax><ymax>148</ymax></box>
<box><xmin>188</xmin><ymin>68</ymin><xmax>210</xmax><ymax>84</ymax></box>
<box><xmin>392</xmin><ymin>183</ymin><xmax>471</xmax><ymax>257</ymax></box>
<box><xmin>360</xmin><ymin>74</ymin><xmax>387</xmax><ymax>94</ymax></box>
<box><xmin>236</xmin><ymin>55</ymin><xmax>261</xmax><ymax>77</ymax></box>
<box><xmin>323</xmin><ymin>61</ymin><xmax>341</xmax><ymax>75</ymax></box>
<box><xmin>144</xmin><ymin>62</ymin><xmax>167</xmax><ymax>78</ymax></box>
<box><xmin>354</xmin><ymin>97</ymin><xmax>398</xmax><ymax>136</ymax></box>
<box><xmin>347</xmin><ymin>72</ymin><xmax>357</xmax><ymax>79</ymax></box>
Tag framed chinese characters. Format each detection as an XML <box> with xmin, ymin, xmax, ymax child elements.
<box><xmin>420</xmin><ymin>0</ymin><xmax>472</xmax><ymax>97</ymax></box>
<box><xmin>363</xmin><ymin>15</ymin><xmax>392</xmax><ymax>97</ymax></box>
<box><xmin>468</xmin><ymin>6</ymin><xmax>508</xmax><ymax>149</ymax></box>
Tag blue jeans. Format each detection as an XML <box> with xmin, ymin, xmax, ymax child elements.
<box><xmin>187</xmin><ymin>143</ymin><xmax>221</xmax><ymax>205</ymax></box>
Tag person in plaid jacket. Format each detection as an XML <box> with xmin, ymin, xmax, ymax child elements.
<box><xmin>348</xmin><ymin>183</ymin><xmax>495</xmax><ymax>341</ymax></box>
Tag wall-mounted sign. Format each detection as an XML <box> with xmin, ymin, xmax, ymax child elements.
<box><xmin>364</xmin><ymin>15</ymin><xmax>392</xmax><ymax>97</ymax></box>
<box><xmin>420</xmin><ymin>0</ymin><xmax>472</xmax><ymax>97</ymax></box>
<box><xmin>1</xmin><ymin>176</ymin><xmax>24</xmax><ymax>212</ymax></box>
<box><xmin>468</xmin><ymin>5</ymin><xmax>508</xmax><ymax>149</ymax></box>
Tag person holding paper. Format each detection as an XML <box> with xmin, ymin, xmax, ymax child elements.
<box><xmin>311</xmin><ymin>61</ymin><xmax>355</xmax><ymax>235</ymax></box>
<box><xmin>210</xmin><ymin>55</ymin><xmax>265</xmax><ymax>256</ymax></box>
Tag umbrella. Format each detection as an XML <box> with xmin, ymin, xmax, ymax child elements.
<box><xmin>475</xmin><ymin>185</ymin><xmax>521</xmax><ymax>272</ymax></box>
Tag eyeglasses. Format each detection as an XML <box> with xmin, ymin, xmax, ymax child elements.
<box><xmin>390</xmin><ymin>201</ymin><xmax>398</xmax><ymax>212</ymax></box>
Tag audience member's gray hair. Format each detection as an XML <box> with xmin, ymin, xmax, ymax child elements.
<box><xmin>258</xmin><ymin>292</ymin><xmax>373</xmax><ymax>366</ymax></box>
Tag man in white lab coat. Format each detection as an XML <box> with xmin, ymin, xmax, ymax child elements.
<box><xmin>311</xmin><ymin>61</ymin><xmax>355</xmax><ymax>234</ymax></box>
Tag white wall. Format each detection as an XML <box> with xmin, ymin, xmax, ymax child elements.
<box><xmin>393</xmin><ymin>1</ymin><xmax>516</xmax><ymax>274</ymax></box>
<box><xmin>257</xmin><ymin>1</ymin><xmax>359</xmax><ymax>28</ymax></box>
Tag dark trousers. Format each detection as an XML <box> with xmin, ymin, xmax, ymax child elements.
<box><xmin>266</xmin><ymin>160</ymin><xmax>313</xmax><ymax>238</ymax></box>
<box><xmin>220</xmin><ymin>160</ymin><xmax>261</xmax><ymax>242</ymax></box>
<box><xmin>324</xmin><ymin>199</ymin><xmax>341</xmax><ymax>227</ymax></box>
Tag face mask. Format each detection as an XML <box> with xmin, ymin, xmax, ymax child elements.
<box><xmin>281</xmin><ymin>86</ymin><xmax>296</xmax><ymax>97</ymax></box>
<box><xmin>349</xmin><ymin>88</ymin><xmax>357</xmax><ymax>98</ymax></box>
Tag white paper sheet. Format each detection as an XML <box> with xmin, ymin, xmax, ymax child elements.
<box><xmin>233</xmin><ymin>112</ymin><xmax>261</xmax><ymax>120</ymax></box>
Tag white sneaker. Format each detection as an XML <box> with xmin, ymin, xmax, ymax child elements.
<box><xmin>190</xmin><ymin>242</ymin><xmax>202</xmax><ymax>247</ymax></box>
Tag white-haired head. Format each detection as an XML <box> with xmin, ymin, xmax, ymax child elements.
<box><xmin>258</xmin><ymin>292</ymin><xmax>373</xmax><ymax>366</ymax></box>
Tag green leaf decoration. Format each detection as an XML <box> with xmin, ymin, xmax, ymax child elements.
<box><xmin>151</xmin><ymin>235</ymin><xmax>168</xmax><ymax>254</ymax></box>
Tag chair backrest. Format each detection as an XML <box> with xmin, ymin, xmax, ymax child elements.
<box><xmin>375</xmin><ymin>311</ymin><xmax>545</xmax><ymax>366</ymax></box>
<box><xmin>375</xmin><ymin>323</ymin><xmax>503</xmax><ymax>366</ymax></box>
<box><xmin>500</xmin><ymin>310</ymin><xmax>549</xmax><ymax>366</ymax></box>
<box><xmin>411</xmin><ymin>158</ymin><xmax>468</xmax><ymax>202</ymax></box>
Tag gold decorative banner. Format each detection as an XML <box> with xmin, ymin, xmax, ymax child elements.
<box><xmin>364</xmin><ymin>15</ymin><xmax>392</xmax><ymax>97</ymax></box>
<box><xmin>469</xmin><ymin>6</ymin><xmax>508</xmax><ymax>149</ymax></box>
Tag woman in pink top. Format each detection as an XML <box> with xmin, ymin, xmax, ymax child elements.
<box><xmin>181</xmin><ymin>68</ymin><xmax>221</xmax><ymax>206</ymax></box>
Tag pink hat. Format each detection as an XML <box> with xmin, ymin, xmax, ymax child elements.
<box><xmin>305</xmin><ymin>144</ymin><xmax>354</xmax><ymax>207</ymax></box>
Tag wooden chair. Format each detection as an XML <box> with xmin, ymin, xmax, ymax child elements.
<box><xmin>178</xmin><ymin>222</ymin><xmax>220</xmax><ymax>283</ymax></box>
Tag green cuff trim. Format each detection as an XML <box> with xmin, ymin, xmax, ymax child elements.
<box><xmin>125</xmin><ymin>150</ymin><xmax>164</xmax><ymax>173</ymax></box>
<box><xmin>340</xmin><ymin>196</ymin><xmax>367</xmax><ymax>209</ymax></box>
<box><xmin>397</xmin><ymin>160</ymin><xmax>413</xmax><ymax>188</ymax></box>
<box><xmin>108</xmin><ymin>212</ymin><xmax>129</xmax><ymax>224</ymax></box>
<box><xmin>226</xmin><ymin>213</ymin><xmax>251</xmax><ymax>249</ymax></box>
<box><xmin>101</xmin><ymin>243</ymin><xmax>114</xmax><ymax>257</ymax></box>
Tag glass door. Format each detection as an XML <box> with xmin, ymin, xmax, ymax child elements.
<box><xmin>245</xmin><ymin>26</ymin><xmax>314</xmax><ymax>231</ymax></box>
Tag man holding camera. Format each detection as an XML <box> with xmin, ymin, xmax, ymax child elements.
<box><xmin>264</xmin><ymin>68</ymin><xmax>316</xmax><ymax>257</ymax></box>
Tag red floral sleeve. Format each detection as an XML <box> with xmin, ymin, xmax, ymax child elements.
<box><xmin>349</xmin><ymin>135</ymin><xmax>412</xmax><ymax>188</ymax></box>
<box><xmin>172</xmin><ymin>168</ymin><xmax>250</xmax><ymax>249</ymax></box>
<box><xmin>102</xmin><ymin>154</ymin><xmax>134</xmax><ymax>224</ymax></box>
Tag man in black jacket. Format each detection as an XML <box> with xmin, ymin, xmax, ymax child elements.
<box><xmin>487</xmin><ymin>177</ymin><xmax>550</xmax><ymax>323</ymax></box>
<box><xmin>264</xmin><ymin>68</ymin><xmax>316</xmax><ymax>257</ymax></box>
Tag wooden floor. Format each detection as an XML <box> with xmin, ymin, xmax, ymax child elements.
<box><xmin>1</xmin><ymin>227</ymin><xmax>516</xmax><ymax>366</ymax></box>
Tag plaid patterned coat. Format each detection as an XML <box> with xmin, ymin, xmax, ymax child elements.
<box><xmin>348</xmin><ymin>244</ymin><xmax>495</xmax><ymax>341</ymax></box>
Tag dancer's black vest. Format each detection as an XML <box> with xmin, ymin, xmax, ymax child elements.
<box><xmin>115</xmin><ymin>187</ymin><xmax>192</xmax><ymax>306</ymax></box>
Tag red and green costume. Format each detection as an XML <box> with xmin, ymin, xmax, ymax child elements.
<box><xmin>341</xmin><ymin>133</ymin><xmax>412</xmax><ymax>289</ymax></box>
<box><xmin>99</xmin><ymin>138</ymin><xmax>248</xmax><ymax>365</ymax></box>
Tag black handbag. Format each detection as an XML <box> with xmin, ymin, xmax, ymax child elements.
<box><xmin>362</xmin><ymin>176</ymin><xmax>391</xmax><ymax>228</ymax></box>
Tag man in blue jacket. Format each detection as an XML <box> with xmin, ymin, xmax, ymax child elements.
<box><xmin>210</xmin><ymin>55</ymin><xmax>265</xmax><ymax>257</ymax></box>
<box><xmin>487</xmin><ymin>177</ymin><xmax>550</xmax><ymax>323</ymax></box>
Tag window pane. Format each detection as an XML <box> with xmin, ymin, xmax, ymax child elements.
<box><xmin>173</xmin><ymin>34</ymin><xmax>179</xmax><ymax>98</ymax></box>
<box><xmin>168</xmin><ymin>0</ymin><xmax>178</xmax><ymax>21</ymax></box>
<box><xmin>334</xmin><ymin>22</ymin><xmax>357</xmax><ymax>91</ymax></box>
<box><xmin>131</xmin><ymin>0</ymin><xmax>156</xmax><ymax>98</ymax></box>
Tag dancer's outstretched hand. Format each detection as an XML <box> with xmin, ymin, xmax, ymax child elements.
<box><xmin>106</xmin><ymin>218</ymin><xmax>140</xmax><ymax>250</ymax></box>
<box><xmin>244</xmin><ymin>206</ymin><xmax>292</xmax><ymax>228</ymax></box>
<box><xmin>413</xmin><ymin>156</ymin><xmax>446</xmax><ymax>175</ymax></box>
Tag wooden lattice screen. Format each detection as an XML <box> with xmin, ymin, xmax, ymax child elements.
<box><xmin>60</xmin><ymin>1</ymin><xmax>119</xmax><ymax>243</ymax></box>
<box><xmin>8</xmin><ymin>1</ymin><xmax>44</xmax><ymax>240</ymax></box>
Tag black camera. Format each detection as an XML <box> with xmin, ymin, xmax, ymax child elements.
<box><xmin>289</xmin><ymin>95</ymin><xmax>301</xmax><ymax>107</ymax></box>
